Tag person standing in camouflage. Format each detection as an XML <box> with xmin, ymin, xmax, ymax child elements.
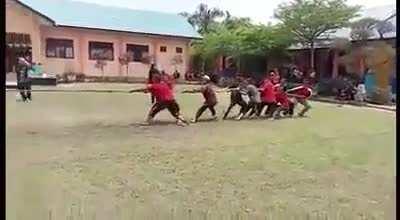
<box><xmin>15</xmin><ymin>50</ymin><xmax>32</xmax><ymax>102</ymax></box>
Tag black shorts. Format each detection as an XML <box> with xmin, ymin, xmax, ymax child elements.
<box><xmin>149</xmin><ymin>100</ymin><xmax>180</xmax><ymax>118</ymax></box>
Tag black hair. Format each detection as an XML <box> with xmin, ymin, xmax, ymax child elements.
<box><xmin>209</xmin><ymin>74</ymin><xmax>219</xmax><ymax>84</ymax></box>
<box><xmin>16</xmin><ymin>51</ymin><xmax>24</xmax><ymax>58</ymax></box>
<box><xmin>152</xmin><ymin>73</ymin><xmax>161</xmax><ymax>82</ymax></box>
<box><xmin>16</xmin><ymin>49</ymin><xmax>31</xmax><ymax>58</ymax></box>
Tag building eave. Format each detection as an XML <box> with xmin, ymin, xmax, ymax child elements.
<box><xmin>56</xmin><ymin>25</ymin><xmax>201</xmax><ymax>40</ymax></box>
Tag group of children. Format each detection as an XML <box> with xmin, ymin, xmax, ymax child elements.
<box><xmin>131</xmin><ymin>69</ymin><xmax>313</xmax><ymax>126</ymax></box>
<box><xmin>190</xmin><ymin>70</ymin><xmax>313</xmax><ymax>123</ymax></box>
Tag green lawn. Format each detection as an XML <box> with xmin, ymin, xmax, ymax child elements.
<box><xmin>6</xmin><ymin>84</ymin><xmax>396</xmax><ymax>219</ymax></box>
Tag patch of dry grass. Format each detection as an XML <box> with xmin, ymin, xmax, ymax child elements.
<box><xmin>6</xmin><ymin>85</ymin><xmax>396</xmax><ymax>219</ymax></box>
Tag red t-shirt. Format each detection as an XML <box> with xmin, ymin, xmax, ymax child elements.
<box><xmin>260</xmin><ymin>79</ymin><xmax>276</xmax><ymax>103</ymax></box>
<box><xmin>287</xmin><ymin>85</ymin><xmax>312</xmax><ymax>101</ymax></box>
<box><xmin>147</xmin><ymin>82</ymin><xmax>174</xmax><ymax>102</ymax></box>
<box><xmin>276</xmin><ymin>90</ymin><xmax>290</xmax><ymax>109</ymax></box>
<box><xmin>274</xmin><ymin>84</ymin><xmax>290</xmax><ymax>109</ymax></box>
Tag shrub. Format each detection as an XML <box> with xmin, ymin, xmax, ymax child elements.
<box><xmin>75</xmin><ymin>73</ymin><xmax>85</xmax><ymax>82</ymax></box>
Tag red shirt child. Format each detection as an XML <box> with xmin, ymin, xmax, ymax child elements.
<box><xmin>260</xmin><ymin>79</ymin><xmax>276</xmax><ymax>103</ymax></box>
<box><xmin>274</xmin><ymin>84</ymin><xmax>291</xmax><ymax>109</ymax></box>
<box><xmin>146</xmin><ymin>82</ymin><xmax>174</xmax><ymax>102</ymax></box>
<box><xmin>161</xmin><ymin>72</ymin><xmax>175</xmax><ymax>89</ymax></box>
<box><xmin>286</xmin><ymin>85</ymin><xmax>313</xmax><ymax>102</ymax></box>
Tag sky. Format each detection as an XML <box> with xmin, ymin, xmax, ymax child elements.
<box><xmin>78</xmin><ymin>0</ymin><xmax>395</xmax><ymax>24</ymax></box>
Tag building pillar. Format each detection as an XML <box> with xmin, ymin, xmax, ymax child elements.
<box><xmin>331</xmin><ymin>50</ymin><xmax>339</xmax><ymax>79</ymax></box>
<box><xmin>31</xmin><ymin>22</ymin><xmax>41</xmax><ymax>64</ymax></box>
<box><xmin>118</xmin><ymin>37</ymin><xmax>123</xmax><ymax>75</ymax></box>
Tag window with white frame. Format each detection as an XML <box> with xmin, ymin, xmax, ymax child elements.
<box><xmin>89</xmin><ymin>41</ymin><xmax>114</xmax><ymax>61</ymax></box>
<box><xmin>46</xmin><ymin>38</ymin><xmax>74</xmax><ymax>59</ymax></box>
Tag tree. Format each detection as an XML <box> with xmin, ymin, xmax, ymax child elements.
<box><xmin>374</xmin><ymin>19</ymin><xmax>395</xmax><ymax>39</ymax></box>
<box><xmin>221</xmin><ymin>11</ymin><xmax>252</xmax><ymax>30</ymax></box>
<box><xmin>275</xmin><ymin>0</ymin><xmax>360</xmax><ymax>69</ymax></box>
<box><xmin>350</xmin><ymin>17</ymin><xmax>378</xmax><ymax>41</ymax></box>
<box><xmin>190</xmin><ymin>24</ymin><xmax>294</xmax><ymax>72</ymax></box>
<box><xmin>179</xmin><ymin>3</ymin><xmax>224</xmax><ymax>34</ymax></box>
<box><xmin>190</xmin><ymin>27</ymin><xmax>238</xmax><ymax>72</ymax></box>
<box><xmin>118</xmin><ymin>52</ymin><xmax>133</xmax><ymax>76</ymax></box>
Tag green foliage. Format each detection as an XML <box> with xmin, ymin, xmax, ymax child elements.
<box><xmin>183</xmin><ymin>3</ymin><xmax>296</xmax><ymax>72</ymax></box>
<box><xmin>221</xmin><ymin>12</ymin><xmax>253</xmax><ymax>30</ymax></box>
<box><xmin>190</xmin><ymin>24</ymin><xmax>294</xmax><ymax>70</ymax></box>
<box><xmin>237</xmin><ymin>24</ymin><xmax>294</xmax><ymax>57</ymax></box>
<box><xmin>275</xmin><ymin>0</ymin><xmax>360</xmax><ymax>45</ymax></box>
<box><xmin>179</xmin><ymin>3</ymin><xmax>225</xmax><ymax>34</ymax></box>
<box><xmin>275</xmin><ymin>0</ymin><xmax>360</xmax><ymax>68</ymax></box>
<box><xmin>350</xmin><ymin>17</ymin><xmax>379</xmax><ymax>41</ymax></box>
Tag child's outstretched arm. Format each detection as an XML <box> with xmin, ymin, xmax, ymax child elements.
<box><xmin>181</xmin><ymin>88</ymin><xmax>202</xmax><ymax>93</ymax></box>
<box><xmin>215</xmin><ymin>88</ymin><xmax>238</xmax><ymax>93</ymax></box>
<box><xmin>129</xmin><ymin>88</ymin><xmax>148</xmax><ymax>93</ymax></box>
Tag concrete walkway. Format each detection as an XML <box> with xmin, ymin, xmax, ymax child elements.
<box><xmin>311</xmin><ymin>96</ymin><xmax>396</xmax><ymax>112</ymax></box>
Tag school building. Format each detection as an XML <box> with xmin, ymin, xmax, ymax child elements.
<box><xmin>6</xmin><ymin>0</ymin><xmax>200</xmax><ymax>79</ymax></box>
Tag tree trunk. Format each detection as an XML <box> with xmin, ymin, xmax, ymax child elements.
<box><xmin>237</xmin><ymin>57</ymin><xmax>241</xmax><ymax>73</ymax></box>
<box><xmin>310</xmin><ymin>42</ymin><xmax>315</xmax><ymax>70</ymax></box>
<box><xmin>379</xmin><ymin>32</ymin><xmax>384</xmax><ymax>40</ymax></box>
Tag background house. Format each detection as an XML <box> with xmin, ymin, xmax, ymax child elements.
<box><xmin>5</xmin><ymin>0</ymin><xmax>200</xmax><ymax>80</ymax></box>
<box><xmin>266</xmin><ymin>4</ymin><xmax>396</xmax><ymax>79</ymax></box>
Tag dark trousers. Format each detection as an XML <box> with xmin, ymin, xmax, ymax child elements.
<box><xmin>274</xmin><ymin>102</ymin><xmax>295</xmax><ymax>118</ymax></box>
<box><xmin>246</xmin><ymin>101</ymin><xmax>262</xmax><ymax>117</ymax></box>
<box><xmin>18</xmin><ymin>81</ymin><xmax>32</xmax><ymax>102</ymax></box>
<box><xmin>223</xmin><ymin>92</ymin><xmax>248</xmax><ymax>119</ymax></box>
<box><xmin>259</xmin><ymin>102</ymin><xmax>278</xmax><ymax>117</ymax></box>
<box><xmin>148</xmin><ymin>100</ymin><xmax>181</xmax><ymax>119</ymax></box>
<box><xmin>195</xmin><ymin>103</ymin><xmax>217</xmax><ymax>120</ymax></box>
<box><xmin>150</xmin><ymin>95</ymin><xmax>155</xmax><ymax>104</ymax></box>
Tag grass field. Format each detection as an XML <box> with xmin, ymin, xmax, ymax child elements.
<box><xmin>6</xmin><ymin>84</ymin><xmax>396</xmax><ymax>219</ymax></box>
